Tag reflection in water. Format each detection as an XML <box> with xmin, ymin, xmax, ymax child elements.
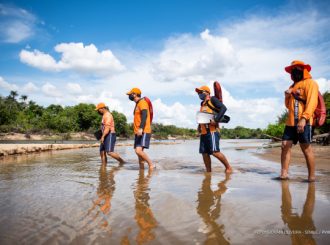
<box><xmin>134</xmin><ymin>170</ymin><xmax>158</xmax><ymax>244</ymax></box>
<box><xmin>197</xmin><ymin>173</ymin><xmax>231</xmax><ymax>245</ymax></box>
<box><xmin>84</xmin><ymin>164</ymin><xmax>122</xmax><ymax>230</ymax></box>
<box><xmin>281</xmin><ymin>181</ymin><xmax>316</xmax><ymax>245</ymax></box>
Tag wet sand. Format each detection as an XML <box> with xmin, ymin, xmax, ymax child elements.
<box><xmin>256</xmin><ymin>144</ymin><xmax>330</xmax><ymax>171</ymax></box>
<box><xmin>0</xmin><ymin>139</ymin><xmax>329</xmax><ymax>244</ymax></box>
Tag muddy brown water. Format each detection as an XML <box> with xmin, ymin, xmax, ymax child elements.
<box><xmin>0</xmin><ymin>140</ymin><xmax>329</xmax><ymax>244</ymax></box>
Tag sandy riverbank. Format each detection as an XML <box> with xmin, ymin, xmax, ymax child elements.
<box><xmin>0</xmin><ymin>141</ymin><xmax>181</xmax><ymax>157</ymax></box>
<box><xmin>255</xmin><ymin>144</ymin><xmax>330</xmax><ymax>171</ymax></box>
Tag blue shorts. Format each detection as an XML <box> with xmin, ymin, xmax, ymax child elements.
<box><xmin>100</xmin><ymin>133</ymin><xmax>117</xmax><ymax>152</ymax></box>
<box><xmin>282</xmin><ymin>125</ymin><xmax>313</xmax><ymax>145</ymax></box>
<box><xmin>134</xmin><ymin>133</ymin><xmax>151</xmax><ymax>149</ymax></box>
<box><xmin>199</xmin><ymin>131</ymin><xmax>220</xmax><ymax>155</ymax></box>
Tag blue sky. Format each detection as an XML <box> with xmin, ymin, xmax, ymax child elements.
<box><xmin>0</xmin><ymin>0</ymin><xmax>329</xmax><ymax>128</ymax></box>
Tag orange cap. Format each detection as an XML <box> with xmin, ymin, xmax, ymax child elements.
<box><xmin>126</xmin><ymin>87</ymin><xmax>141</xmax><ymax>95</ymax></box>
<box><xmin>195</xmin><ymin>85</ymin><xmax>210</xmax><ymax>94</ymax></box>
<box><xmin>285</xmin><ymin>60</ymin><xmax>311</xmax><ymax>74</ymax></box>
<box><xmin>95</xmin><ymin>102</ymin><xmax>106</xmax><ymax>110</ymax></box>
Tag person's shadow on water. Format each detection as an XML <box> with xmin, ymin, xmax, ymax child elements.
<box><xmin>196</xmin><ymin>173</ymin><xmax>231</xmax><ymax>245</ymax></box>
<box><xmin>134</xmin><ymin>169</ymin><xmax>158</xmax><ymax>244</ymax></box>
<box><xmin>281</xmin><ymin>181</ymin><xmax>316</xmax><ymax>245</ymax></box>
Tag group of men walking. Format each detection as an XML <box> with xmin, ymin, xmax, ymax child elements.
<box><xmin>95</xmin><ymin>60</ymin><xmax>320</xmax><ymax>182</ymax></box>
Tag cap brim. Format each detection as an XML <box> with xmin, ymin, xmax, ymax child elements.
<box><xmin>195</xmin><ymin>88</ymin><xmax>203</xmax><ymax>93</ymax></box>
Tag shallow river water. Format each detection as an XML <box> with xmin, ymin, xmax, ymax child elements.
<box><xmin>0</xmin><ymin>140</ymin><xmax>329</xmax><ymax>244</ymax></box>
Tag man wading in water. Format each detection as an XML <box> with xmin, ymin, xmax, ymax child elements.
<box><xmin>126</xmin><ymin>88</ymin><xmax>154</xmax><ymax>170</ymax></box>
<box><xmin>195</xmin><ymin>85</ymin><xmax>232</xmax><ymax>173</ymax></box>
<box><xmin>280</xmin><ymin>60</ymin><xmax>319</xmax><ymax>182</ymax></box>
<box><xmin>95</xmin><ymin>102</ymin><xmax>124</xmax><ymax>165</ymax></box>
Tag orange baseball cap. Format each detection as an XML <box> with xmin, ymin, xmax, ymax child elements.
<box><xmin>95</xmin><ymin>102</ymin><xmax>106</xmax><ymax>110</ymax></box>
<box><xmin>195</xmin><ymin>85</ymin><xmax>210</xmax><ymax>94</ymax></box>
<box><xmin>126</xmin><ymin>87</ymin><xmax>141</xmax><ymax>95</ymax></box>
<box><xmin>285</xmin><ymin>60</ymin><xmax>311</xmax><ymax>74</ymax></box>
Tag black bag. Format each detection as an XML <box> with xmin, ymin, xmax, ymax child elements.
<box><xmin>94</xmin><ymin>130</ymin><xmax>103</xmax><ymax>140</ymax></box>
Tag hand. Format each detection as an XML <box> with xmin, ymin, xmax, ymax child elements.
<box><xmin>137</xmin><ymin>128</ymin><xmax>143</xmax><ymax>136</ymax></box>
<box><xmin>297</xmin><ymin>118</ymin><xmax>306</xmax><ymax>133</ymax></box>
<box><xmin>285</xmin><ymin>88</ymin><xmax>292</xmax><ymax>97</ymax></box>
<box><xmin>100</xmin><ymin>136</ymin><xmax>104</xmax><ymax>144</ymax></box>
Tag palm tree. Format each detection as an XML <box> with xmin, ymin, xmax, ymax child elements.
<box><xmin>20</xmin><ymin>95</ymin><xmax>28</xmax><ymax>102</ymax></box>
<box><xmin>9</xmin><ymin>90</ymin><xmax>18</xmax><ymax>100</ymax></box>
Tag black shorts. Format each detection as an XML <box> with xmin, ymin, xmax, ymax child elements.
<box><xmin>282</xmin><ymin>125</ymin><xmax>313</xmax><ymax>145</ymax></box>
<box><xmin>100</xmin><ymin>133</ymin><xmax>116</xmax><ymax>152</ymax></box>
<box><xmin>134</xmin><ymin>133</ymin><xmax>151</xmax><ymax>149</ymax></box>
<box><xmin>199</xmin><ymin>131</ymin><xmax>220</xmax><ymax>155</ymax></box>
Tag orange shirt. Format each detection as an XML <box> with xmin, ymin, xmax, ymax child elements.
<box><xmin>102</xmin><ymin>111</ymin><xmax>115</xmax><ymax>133</ymax></box>
<box><xmin>134</xmin><ymin>99</ymin><xmax>151</xmax><ymax>134</ymax></box>
<box><xmin>199</xmin><ymin>101</ymin><xmax>217</xmax><ymax>135</ymax></box>
<box><xmin>285</xmin><ymin>71</ymin><xmax>319</xmax><ymax>126</ymax></box>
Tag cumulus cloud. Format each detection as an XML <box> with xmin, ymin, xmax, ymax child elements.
<box><xmin>41</xmin><ymin>83</ymin><xmax>62</xmax><ymax>97</ymax></box>
<box><xmin>0</xmin><ymin>76</ymin><xmax>18</xmax><ymax>91</ymax></box>
<box><xmin>152</xmin><ymin>98</ymin><xmax>198</xmax><ymax>128</ymax></box>
<box><xmin>22</xmin><ymin>82</ymin><xmax>39</xmax><ymax>93</ymax></box>
<box><xmin>20</xmin><ymin>43</ymin><xmax>125</xmax><ymax>75</ymax></box>
<box><xmin>0</xmin><ymin>4</ymin><xmax>37</xmax><ymax>43</ymax></box>
<box><xmin>315</xmin><ymin>78</ymin><xmax>330</xmax><ymax>94</ymax></box>
<box><xmin>153</xmin><ymin>29</ymin><xmax>237</xmax><ymax>81</ymax></box>
<box><xmin>66</xmin><ymin>82</ymin><xmax>82</xmax><ymax>94</ymax></box>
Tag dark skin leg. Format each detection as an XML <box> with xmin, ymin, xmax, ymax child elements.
<box><xmin>300</xmin><ymin>143</ymin><xmax>316</xmax><ymax>182</ymax></box>
<box><xmin>202</xmin><ymin>153</ymin><xmax>212</xmax><ymax>172</ymax></box>
<box><xmin>280</xmin><ymin>140</ymin><xmax>292</xmax><ymax>179</ymax></box>
<box><xmin>212</xmin><ymin>151</ymin><xmax>232</xmax><ymax>173</ymax></box>
<box><xmin>108</xmin><ymin>152</ymin><xmax>125</xmax><ymax>164</ymax></box>
<box><xmin>100</xmin><ymin>151</ymin><xmax>107</xmax><ymax>165</ymax></box>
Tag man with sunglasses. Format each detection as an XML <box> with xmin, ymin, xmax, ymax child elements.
<box><xmin>280</xmin><ymin>60</ymin><xmax>319</xmax><ymax>182</ymax></box>
<box><xmin>195</xmin><ymin>85</ymin><xmax>232</xmax><ymax>173</ymax></box>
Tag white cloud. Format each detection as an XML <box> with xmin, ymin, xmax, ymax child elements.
<box><xmin>20</xmin><ymin>43</ymin><xmax>125</xmax><ymax>75</ymax></box>
<box><xmin>0</xmin><ymin>76</ymin><xmax>18</xmax><ymax>91</ymax></box>
<box><xmin>0</xmin><ymin>4</ymin><xmax>37</xmax><ymax>43</ymax></box>
<box><xmin>20</xmin><ymin>50</ymin><xmax>59</xmax><ymax>71</ymax></box>
<box><xmin>315</xmin><ymin>78</ymin><xmax>330</xmax><ymax>94</ymax></box>
<box><xmin>66</xmin><ymin>82</ymin><xmax>82</xmax><ymax>94</ymax></box>
<box><xmin>14</xmin><ymin>7</ymin><xmax>330</xmax><ymax>129</ymax></box>
<box><xmin>22</xmin><ymin>82</ymin><xmax>39</xmax><ymax>93</ymax></box>
<box><xmin>41</xmin><ymin>82</ymin><xmax>62</xmax><ymax>97</ymax></box>
<box><xmin>152</xmin><ymin>98</ymin><xmax>198</xmax><ymax>128</ymax></box>
<box><xmin>153</xmin><ymin>29</ymin><xmax>237</xmax><ymax>81</ymax></box>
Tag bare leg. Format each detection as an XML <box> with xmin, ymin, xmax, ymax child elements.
<box><xmin>138</xmin><ymin>155</ymin><xmax>145</xmax><ymax>169</ymax></box>
<box><xmin>135</xmin><ymin>147</ymin><xmax>153</xmax><ymax>170</ymax></box>
<box><xmin>280</xmin><ymin>140</ymin><xmax>293</xmax><ymax>179</ymax></box>
<box><xmin>108</xmin><ymin>152</ymin><xmax>125</xmax><ymax>164</ymax></box>
<box><xmin>100</xmin><ymin>151</ymin><xmax>107</xmax><ymax>165</ymax></box>
<box><xmin>212</xmin><ymin>151</ymin><xmax>232</xmax><ymax>173</ymax></box>
<box><xmin>300</xmin><ymin>143</ymin><xmax>316</xmax><ymax>182</ymax></box>
<box><xmin>202</xmin><ymin>153</ymin><xmax>212</xmax><ymax>172</ymax></box>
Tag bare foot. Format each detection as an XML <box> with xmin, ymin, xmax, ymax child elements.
<box><xmin>280</xmin><ymin>169</ymin><xmax>289</xmax><ymax>180</ymax></box>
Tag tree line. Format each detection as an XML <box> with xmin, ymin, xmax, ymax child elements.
<box><xmin>1</xmin><ymin>91</ymin><xmax>328</xmax><ymax>139</ymax></box>
<box><xmin>264</xmin><ymin>92</ymin><xmax>330</xmax><ymax>138</ymax></box>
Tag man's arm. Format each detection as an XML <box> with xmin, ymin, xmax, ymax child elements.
<box><xmin>140</xmin><ymin>109</ymin><xmax>148</xmax><ymax>130</ymax></box>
